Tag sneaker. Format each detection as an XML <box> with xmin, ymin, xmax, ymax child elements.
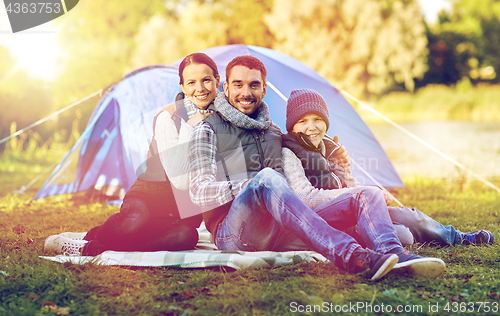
<box><xmin>59</xmin><ymin>232</ymin><xmax>88</xmax><ymax>241</ymax></box>
<box><xmin>349</xmin><ymin>248</ymin><xmax>399</xmax><ymax>281</ymax></box>
<box><xmin>461</xmin><ymin>230</ymin><xmax>494</xmax><ymax>245</ymax></box>
<box><xmin>392</xmin><ymin>250</ymin><xmax>445</xmax><ymax>278</ymax></box>
<box><xmin>44</xmin><ymin>235</ymin><xmax>87</xmax><ymax>256</ymax></box>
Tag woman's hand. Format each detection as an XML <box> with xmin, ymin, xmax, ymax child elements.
<box><xmin>329</xmin><ymin>135</ymin><xmax>350</xmax><ymax>168</ymax></box>
<box><xmin>186</xmin><ymin>112</ymin><xmax>213</xmax><ymax>127</ymax></box>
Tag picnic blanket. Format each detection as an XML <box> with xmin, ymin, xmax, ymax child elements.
<box><xmin>40</xmin><ymin>224</ymin><xmax>328</xmax><ymax>270</ymax></box>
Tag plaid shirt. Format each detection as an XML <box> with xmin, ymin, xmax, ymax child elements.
<box><xmin>188</xmin><ymin>121</ymin><xmax>248</xmax><ymax>208</ymax></box>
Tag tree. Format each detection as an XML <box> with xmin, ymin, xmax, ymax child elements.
<box><xmin>130</xmin><ymin>0</ymin><xmax>274</xmax><ymax>70</ymax></box>
<box><xmin>52</xmin><ymin>0</ymin><xmax>168</xmax><ymax>108</ymax></box>
<box><xmin>266</xmin><ymin>0</ymin><xmax>428</xmax><ymax>98</ymax></box>
<box><xmin>421</xmin><ymin>25</ymin><xmax>472</xmax><ymax>85</ymax></box>
<box><xmin>425</xmin><ymin>0</ymin><xmax>500</xmax><ymax>84</ymax></box>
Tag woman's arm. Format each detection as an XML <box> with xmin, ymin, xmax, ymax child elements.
<box><xmin>155</xmin><ymin>110</ymin><xmax>194</xmax><ymax>190</ymax></box>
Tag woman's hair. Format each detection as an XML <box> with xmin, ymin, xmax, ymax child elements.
<box><xmin>179</xmin><ymin>52</ymin><xmax>219</xmax><ymax>85</ymax></box>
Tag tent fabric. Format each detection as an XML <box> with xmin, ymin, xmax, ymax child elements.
<box><xmin>35</xmin><ymin>45</ymin><xmax>402</xmax><ymax>200</ymax></box>
<box><xmin>35</xmin><ymin>65</ymin><xmax>182</xmax><ymax>199</ymax></box>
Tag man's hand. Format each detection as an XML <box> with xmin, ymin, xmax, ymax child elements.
<box><xmin>381</xmin><ymin>189</ymin><xmax>393</xmax><ymax>206</ymax></box>
<box><xmin>186</xmin><ymin>112</ymin><xmax>213</xmax><ymax>127</ymax></box>
<box><xmin>329</xmin><ymin>135</ymin><xmax>350</xmax><ymax>168</ymax></box>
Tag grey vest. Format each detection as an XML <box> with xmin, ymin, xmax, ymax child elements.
<box><xmin>202</xmin><ymin>111</ymin><xmax>283</xmax><ymax>234</ymax></box>
<box><xmin>204</xmin><ymin>112</ymin><xmax>283</xmax><ymax>179</ymax></box>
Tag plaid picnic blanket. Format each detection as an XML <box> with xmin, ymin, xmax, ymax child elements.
<box><xmin>40</xmin><ymin>249</ymin><xmax>327</xmax><ymax>270</ymax></box>
<box><xmin>40</xmin><ymin>224</ymin><xmax>328</xmax><ymax>270</ymax></box>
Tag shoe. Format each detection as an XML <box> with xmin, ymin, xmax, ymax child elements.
<box><xmin>44</xmin><ymin>235</ymin><xmax>87</xmax><ymax>256</ymax></box>
<box><xmin>461</xmin><ymin>230</ymin><xmax>494</xmax><ymax>245</ymax></box>
<box><xmin>59</xmin><ymin>232</ymin><xmax>88</xmax><ymax>241</ymax></box>
<box><xmin>349</xmin><ymin>248</ymin><xmax>398</xmax><ymax>281</ymax></box>
<box><xmin>392</xmin><ymin>250</ymin><xmax>445</xmax><ymax>278</ymax></box>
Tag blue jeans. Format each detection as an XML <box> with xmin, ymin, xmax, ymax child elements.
<box><xmin>215</xmin><ymin>168</ymin><xmax>403</xmax><ymax>268</ymax></box>
<box><xmin>388</xmin><ymin>206</ymin><xmax>461</xmax><ymax>246</ymax></box>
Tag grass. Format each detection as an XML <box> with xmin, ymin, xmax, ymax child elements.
<box><xmin>1</xmin><ymin>156</ymin><xmax>500</xmax><ymax>315</ymax></box>
<box><xmin>358</xmin><ymin>83</ymin><xmax>500</xmax><ymax>123</ymax></box>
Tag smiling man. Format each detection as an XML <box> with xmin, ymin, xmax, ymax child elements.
<box><xmin>223</xmin><ymin>62</ymin><xmax>266</xmax><ymax>115</ymax></box>
<box><xmin>186</xmin><ymin>55</ymin><xmax>443</xmax><ymax>280</ymax></box>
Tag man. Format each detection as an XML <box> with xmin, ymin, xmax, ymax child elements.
<box><xmin>188</xmin><ymin>55</ymin><xmax>445</xmax><ymax>280</ymax></box>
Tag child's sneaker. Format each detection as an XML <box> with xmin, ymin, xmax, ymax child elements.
<box><xmin>44</xmin><ymin>235</ymin><xmax>87</xmax><ymax>256</ymax></box>
<box><xmin>59</xmin><ymin>232</ymin><xmax>88</xmax><ymax>241</ymax></box>
<box><xmin>349</xmin><ymin>248</ymin><xmax>398</xmax><ymax>281</ymax></box>
<box><xmin>461</xmin><ymin>230</ymin><xmax>494</xmax><ymax>245</ymax></box>
<box><xmin>391</xmin><ymin>250</ymin><xmax>445</xmax><ymax>278</ymax></box>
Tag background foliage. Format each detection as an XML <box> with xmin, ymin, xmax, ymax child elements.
<box><xmin>1</xmin><ymin>3</ymin><xmax>499</xmax><ymax>313</ymax></box>
<box><xmin>422</xmin><ymin>0</ymin><xmax>500</xmax><ymax>86</ymax></box>
<box><xmin>1</xmin><ymin>0</ymin><xmax>499</xmax><ymax>149</ymax></box>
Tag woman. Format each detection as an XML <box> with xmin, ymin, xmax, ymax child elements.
<box><xmin>44</xmin><ymin>53</ymin><xmax>220</xmax><ymax>256</ymax></box>
<box><xmin>282</xmin><ymin>88</ymin><xmax>492</xmax><ymax>253</ymax></box>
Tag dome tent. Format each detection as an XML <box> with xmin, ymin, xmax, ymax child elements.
<box><xmin>35</xmin><ymin>45</ymin><xmax>403</xmax><ymax>200</ymax></box>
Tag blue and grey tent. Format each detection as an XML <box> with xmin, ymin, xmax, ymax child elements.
<box><xmin>35</xmin><ymin>44</ymin><xmax>403</xmax><ymax>200</ymax></box>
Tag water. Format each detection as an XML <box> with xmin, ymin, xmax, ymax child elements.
<box><xmin>367</xmin><ymin>121</ymin><xmax>500</xmax><ymax>181</ymax></box>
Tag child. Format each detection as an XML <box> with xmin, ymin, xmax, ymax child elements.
<box><xmin>282</xmin><ymin>88</ymin><xmax>493</xmax><ymax>249</ymax></box>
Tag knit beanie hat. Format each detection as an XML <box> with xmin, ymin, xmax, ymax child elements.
<box><xmin>286</xmin><ymin>89</ymin><xmax>330</xmax><ymax>132</ymax></box>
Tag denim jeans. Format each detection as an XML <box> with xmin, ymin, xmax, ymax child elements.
<box><xmin>215</xmin><ymin>168</ymin><xmax>403</xmax><ymax>268</ymax></box>
<box><xmin>338</xmin><ymin>205</ymin><xmax>462</xmax><ymax>248</ymax></box>
<box><xmin>82</xmin><ymin>197</ymin><xmax>200</xmax><ymax>256</ymax></box>
<box><xmin>388</xmin><ymin>206</ymin><xmax>461</xmax><ymax>246</ymax></box>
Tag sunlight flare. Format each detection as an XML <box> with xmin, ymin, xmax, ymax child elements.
<box><xmin>5</xmin><ymin>31</ymin><xmax>64</xmax><ymax>81</ymax></box>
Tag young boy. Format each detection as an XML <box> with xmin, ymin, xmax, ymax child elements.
<box><xmin>281</xmin><ymin>88</ymin><xmax>493</xmax><ymax>266</ymax></box>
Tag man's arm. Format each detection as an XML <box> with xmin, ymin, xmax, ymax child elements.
<box><xmin>282</xmin><ymin>147</ymin><xmax>354</xmax><ymax>209</ymax></box>
<box><xmin>329</xmin><ymin>135</ymin><xmax>350</xmax><ymax>168</ymax></box>
<box><xmin>328</xmin><ymin>135</ymin><xmax>360</xmax><ymax>187</ymax></box>
<box><xmin>188</xmin><ymin>121</ymin><xmax>248</xmax><ymax>207</ymax></box>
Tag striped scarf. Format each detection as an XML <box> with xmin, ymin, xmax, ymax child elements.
<box><xmin>184</xmin><ymin>95</ymin><xmax>215</xmax><ymax>119</ymax></box>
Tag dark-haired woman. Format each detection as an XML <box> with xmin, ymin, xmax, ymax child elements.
<box><xmin>44</xmin><ymin>53</ymin><xmax>220</xmax><ymax>256</ymax></box>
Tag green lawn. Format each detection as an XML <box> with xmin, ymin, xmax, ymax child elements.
<box><xmin>1</xmin><ymin>158</ymin><xmax>499</xmax><ymax>315</ymax></box>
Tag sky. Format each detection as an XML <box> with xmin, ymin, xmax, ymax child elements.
<box><xmin>0</xmin><ymin>0</ymin><xmax>452</xmax><ymax>81</ymax></box>
<box><xmin>418</xmin><ymin>0</ymin><xmax>453</xmax><ymax>24</ymax></box>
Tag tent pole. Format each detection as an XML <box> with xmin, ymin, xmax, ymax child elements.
<box><xmin>12</xmin><ymin>161</ymin><xmax>59</xmax><ymax>195</ymax></box>
<box><xmin>267</xmin><ymin>81</ymin><xmax>288</xmax><ymax>101</ymax></box>
<box><xmin>340</xmin><ymin>89</ymin><xmax>500</xmax><ymax>193</ymax></box>
<box><xmin>4</xmin><ymin>89</ymin><xmax>102</xmax><ymax>196</ymax></box>
<box><xmin>0</xmin><ymin>89</ymin><xmax>103</xmax><ymax>145</ymax></box>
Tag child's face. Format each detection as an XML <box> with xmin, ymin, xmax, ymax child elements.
<box><xmin>292</xmin><ymin>114</ymin><xmax>327</xmax><ymax>148</ymax></box>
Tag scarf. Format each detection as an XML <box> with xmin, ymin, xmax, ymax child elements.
<box><xmin>184</xmin><ymin>95</ymin><xmax>215</xmax><ymax>119</ymax></box>
<box><xmin>213</xmin><ymin>92</ymin><xmax>271</xmax><ymax>130</ymax></box>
